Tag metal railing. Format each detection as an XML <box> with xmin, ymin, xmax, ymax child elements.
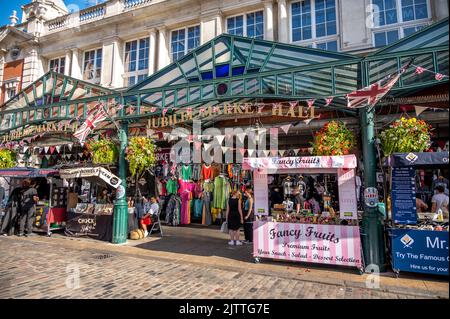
<box><xmin>79</xmin><ymin>3</ymin><xmax>106</xmax><ymax>22</ymax></box>
<box><xmin>123</xmin><ymin>0</ymin><xmax>152</xmax><ymax>9</ymax></box>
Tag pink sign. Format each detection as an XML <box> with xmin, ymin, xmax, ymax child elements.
<box><xmin>254</xmin><ymin>171</ymin><xmax>269</xmax><ymax>216</ymax></box>
<box><xmin>243</xmin><ymin>155</ymin><xmax>357</xmax><ymax>170</ymax></box>
<box><xmin>337</xmin><ymin>168</ymin><xmax>358</xmax><ymax>220</ymax></box>
<box><xmin>253</xmin><ymin>221</ymin><xmax>362</xmax><ymax>268</ymax></box>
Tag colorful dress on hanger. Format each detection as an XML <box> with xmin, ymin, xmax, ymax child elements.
<box><xmin>166</xmin><ymin>178</ymin><xmax>179</xmax><ymax>195</ymax></box>
<box><xmin>202</xmin><ymin>164</ymin><xmax>213</xmax><ymax>180</ymax></box>
<box><xmin>181</xmin><ymin>165</ymin><xmax>192</xmax><ymax>181</ymax></box>
<box><xmin>213</xmin><ymin>176</ymin><xmax>230</xmax><ymax>210</ymax></box>
<box><xmin>178</xmin><ymin>180</ymin><xmax>195</xmax><ymax>224</ymax></box>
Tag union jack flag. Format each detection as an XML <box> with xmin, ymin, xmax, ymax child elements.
<box><xmin>346</xmin><ymin>61</ymin><xmax>411</xmax><ymax>108</ymax></box>
<box><xmin>73</xmin><ymin>104</ymin><xmax>108</xmax><ymax>144</ymax></box>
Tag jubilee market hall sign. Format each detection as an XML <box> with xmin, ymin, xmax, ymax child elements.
<box><xmin>146</xmin><ymin>103</ymin><xmax>320</xmax><ymax>129</ymax></box>
<box><xmin>1</xmin><ymin>122</ymin><xmax>78</xmax><ymax>142</ymax></box>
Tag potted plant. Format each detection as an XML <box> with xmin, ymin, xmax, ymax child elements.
<box><xmin>86</xmin><ymin>138</ymin><xmax>119</xmax><ymax>165</ymax></box>
<box><xmin>0</xmin><ymin>148</ymin><xmax>17</xmax><ymax>169</ymax></box>
<box><xmin>312</xmin><ymin>121</ymin><xmax>356</xmax><ymax>156</ymax></box>
<box><xmin>379</xmin><ymin>117</ymin><xmax>432</xmax><ymax>156</ymax></box>
<box><xmin>126</xmin><ymin>136</ymin><xmax>156</xmax><ymax>177</ymax></box>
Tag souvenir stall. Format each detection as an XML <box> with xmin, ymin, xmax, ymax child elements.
<box><xmin>384</xmin><ymin>152</ymin><xmax>449</xmax><ymax>277</ymax></box>
<box><xmin>0</xmin><ymin>167</ymin><xmax>66</xmax><ymax>236</ymax></box>
<box><xmin>243</xmin><ymin>155</ymin><xmax>364</xmax><ymax>273</ymax></box>
<box><xmin>59</xmin><ymin>166</ymin><xmax>121</xmax><ymax>242</ymax></box>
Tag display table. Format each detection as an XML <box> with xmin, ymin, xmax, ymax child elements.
<box><xmin>64</xmin><ymin>212</ymin><xmax>113</xmax><ymax>242</ymax></box>
<box><xmin>33</xmin><ymin>206</ymin><xmax>67</xmax><ymax>236</ymax></box>
<box><xmin>253</xmin><ymin>220</ymin><xmax>363</xmax><ymax>272</ymax></box>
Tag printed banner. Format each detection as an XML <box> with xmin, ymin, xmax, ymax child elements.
<box><xmin>391</xmin><ymin>229</ymin><xmax>449</xmax><ymax>276</ymax></box>
<box><xmin>337</xmin><ymin>168</ymin><xmax>358</xmax><ymax>220</ymax></box>
<box><xmin>391</xmin><ymin>167</ymin><xmax>417</xmax><ymax>225</ymax></box>
<box><xmin>253</xmin><ymin>221</ymin><xmax>362</xmax><ymax>268</ymax></box>
<box><xmin>59</xmin><ymin>167</ymin><xmax>121</xmax><ymax>188</ymax></box>
<box><xmin>64</xmin><ymin>213</ymin><xmax>113</xmax><ymax>242</ymax></box>
<box><xmin>243</xmin><ymin>155</ymin><xmax>357</xmax><ymax>170</ymax></box>
<box><xmin>254</xmin><ymin>171</ymin><xmax>269</xmax><ymax>216</ymax></box>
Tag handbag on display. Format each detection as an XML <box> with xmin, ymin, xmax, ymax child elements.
<box><xmin>220</xmin><ymin>221</ymin><xmax>228</xmax><ymax>233</ymax></box>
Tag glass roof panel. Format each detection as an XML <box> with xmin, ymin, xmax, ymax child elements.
<box><xmin>196</xmin><ymin>44</ymin><xmax>213</xmax><ymax>71</ymax></box>
<box><xmin>214</xmin><ymin>38</ymin><xmax>231</xmax><ymax>64</ymax></box>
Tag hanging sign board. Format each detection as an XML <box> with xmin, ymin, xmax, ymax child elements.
<box><xmin>59</xmin><ymin>167</ymin><xmax>121</xmax><ymax>189</ymax></box>
<box><xmin>391</xmin><ymin>167</ymin><xmax>417</xmax><ymax>225</ymax></box>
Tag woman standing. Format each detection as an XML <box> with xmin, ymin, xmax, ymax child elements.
<box><xmin>243</xmin><ymin>188</ymin><xmax>254</xmax><ymax>244</ymax></box>
<box><xmin>226</xmin><ymin>190</ymin><xmax>244</xmax><ymax>246</ymax></box>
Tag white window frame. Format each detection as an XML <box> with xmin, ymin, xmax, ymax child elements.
<box><xmin>6</xmin><ymin>87</ymin><xmax>17</xmax><ymax>100</ymax></box>
<box><xmin>370</xmin><ymin>0</ymin><xmax>432</xmax><ymax>47</ymax></box>
<box><xmin>225</xmin><ymin>9</ymin><xmax>265</xmax><ymax>39</ymax></box>
<box><xmin>82</xmin><ymin>48</ymin><xmax>102</xmax><ymax>84</ymax></box>
<box><xmin>123</xmin><ymin>37</ymin><xmax>150</xmax><ymax>87</ymax></box>
<box><xmin>170</xmin><ymin>24</ymin><xmax>201</xmax><ymax>63</ymax></box>
<box><xmin>48</xmin><ymin>56</ymin><xmax>65</xmax><ymax>74</ymax></box>
<box><xmin>289</xmin><ymin>0</ymin><xmax>339</xmax><ymax>50</ymax></box>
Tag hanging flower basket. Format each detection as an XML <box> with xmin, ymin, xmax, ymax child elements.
<box><xmin>0</xmin><ymin>148</ymin><xmax>17</xmax><ymax>169</ymax></box>
<box><xmin>312</xmin><ymin>121</ymin><xmax>356</xmax><ymax>156</ymax></box>
<box><xmin>380</xmin><ymin>117</ymin><xmax>432</xmax><ymax>156</ymax></box>
<box><xmin>85</xmin><ymin>138</ymin><xmax>119</xmax><ymax>165</ymax></box>
<box><xmin>126</xmin><ymin>136</ymin><xmax>156</xmax><ymax>177</ymax></box>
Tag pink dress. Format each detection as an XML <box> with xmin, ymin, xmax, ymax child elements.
<box><xmin>179</xmin><ymin>180</ymin><xmax>195</xmax><ymax>225</ymax></box>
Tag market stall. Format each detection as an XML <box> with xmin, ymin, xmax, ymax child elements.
<box><xmin>243</xmin><ymin>155</ymin><xmax>364</xmax><ymax>273</ymax></box>
<box><xmin>0</xmin><ymin>167</ymin><xmax>66</xmax><ymax>236</ymax></box>
<box><xmin>384</xmin><ymin>152</ymin><xmax>449</xmax><ymax>277</ymax></box>
<box><xmin>59</xmin><ymin>166</ymin><xmax>121</xmax><ymax>242</ymax></box>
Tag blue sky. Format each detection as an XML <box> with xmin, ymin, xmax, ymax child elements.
<box><xmin>0</xmin><ymin>1</ymin><xmax>105</xmax><ymax>27</ymax></box>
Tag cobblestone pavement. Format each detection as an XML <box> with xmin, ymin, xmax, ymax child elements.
<box><xmin>0</xmin><ymin>236</ymin><xmax>447</xmax><ymax>299</ymax></box>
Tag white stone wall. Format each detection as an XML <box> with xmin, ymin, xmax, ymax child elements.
<box><xmin>0</xmin><ymin>0</ymin><xmax>447</xmax><ymax>92</ymax></box>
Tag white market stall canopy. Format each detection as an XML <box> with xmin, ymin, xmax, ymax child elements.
<box><xmin>59</xmin><ymin>167</ymin><xmax>121</xmax><ymax>188</ymax></box>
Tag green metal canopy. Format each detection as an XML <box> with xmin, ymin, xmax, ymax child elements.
<box><xmin>0</xmin><ymin>19</ymin><xmax>448</xmax><ymax>135</ymax></box>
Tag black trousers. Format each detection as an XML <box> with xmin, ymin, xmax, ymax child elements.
<box><xmin>19</xmin><ymin>205</ymin><xmax>35</xmax><ymax>235</ymax></box>
<box><xmin>244</xmin><ymin>221</ymin><xmax>253</xmax><ymax>242</ymax></box>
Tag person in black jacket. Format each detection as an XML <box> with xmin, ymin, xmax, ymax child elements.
<box><xmin>0</xmin><ymin>186</ymin><xmax>22</xmax><ymax>236</ymax></box>
<box><xmin>18</xmin><ymin>179</ymin><xmax>39</xmax><ymax>237</ymax></box>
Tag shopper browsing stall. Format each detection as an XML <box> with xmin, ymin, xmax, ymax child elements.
<box><xmin>431</xmin><ymin>185</ymin><xmax>449</xmax><ymax>218</ymax></box>
<box><xmin>18</xmin><ymin>179</ymin><xmax>39</xmax><ymax>237</ymax></box>
<box><xmin>226</xmin><ymin>190</ymin><xmax>243</xmax><ymax>246</ymax></box>
<box><xmin>243</xmin><ymin>188</ymin><xmax>254</xmax><ymax>244</ymax></box>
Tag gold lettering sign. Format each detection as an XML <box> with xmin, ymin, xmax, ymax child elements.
<box><xmin>146</xmin><ymin>103</ymin><xmax>319</xmax><ymax>129</ymax></box>
<box><xmin>1</xmin><ymin>123</ymin><xmax>78</xmax><ymax>142</ymax></box>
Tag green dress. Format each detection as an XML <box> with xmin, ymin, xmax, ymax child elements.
<box><xmin>181</xmin><ymin>165</ymin><xmax>192</xmax><ymax>181</ymax></box>
<box><xmin>166</xmin><ymin>178</ymin><xmax>178</xmax><ymax>195</ymax></box>
<box><xmin>213</xmin><ymin>176</ymin><xmax>230</xmax><ymax>210</ymax></box>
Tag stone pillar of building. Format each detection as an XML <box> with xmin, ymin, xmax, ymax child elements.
<box><xmin>70</xmin><ymin>48</ymin><xmax>82</xmax><ymax>80</ymax></box>
<box><xmin>101</xmin><ymin>37</ymin><xmax>124</xmax><ymax>88</ymax></box>
<box><xmin>277</xmin><ymin>0</ymin><xmax>288</xmax><ymax>43</ymax></box>
<box><xmin>22</xmin><ymin>46</ymin><xmax>40</xmax><ymax>87</ymax></box>
<box><xmin>148</xmin><ymin>28</ymin><xmax>157</xmax><ymax>76</ymax></box>
<box><xmin>157</xmin><ymin>26</ymin><xmax>169</xmax><ymax>70</ymax></box>
<box><xmin>200</xmin><ymin>11</ymin><xmax>222</xmax><ymax>44</ymax></box>
<box><xmin>264</xmin><ymin>1</ymin><xmax>274</xmax><ymax>41</ymax></box>
<box><xmin>64</xmin><ymin>49</ymin><xmax>71</xmax><ymax>76</ymax></box>
<box><xmin>0</xmin><ymin>53</ymin><xmax>5</xmax><ymax>103</ymax></box>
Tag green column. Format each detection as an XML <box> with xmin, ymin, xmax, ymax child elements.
<box><xmin>360</xmin><ymin>107</ymin><xmax>386</xmax><ymax>272</ymax></box>
<box><xmin>112</xmin><ymin>121</ymin><xmax>128</xmax><ymax>244</ymax></box>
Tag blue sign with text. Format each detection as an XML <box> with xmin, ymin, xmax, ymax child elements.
<box><xmin>391</xmin><ymin>229</ymin><xmax>449</xmax><ymax>276</ymax></box>
<box><xmin>391</xmin><ymin>167</ymin><xmax>417</xmax><ymax>224</ymax></box>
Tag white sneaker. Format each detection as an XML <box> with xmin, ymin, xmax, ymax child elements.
<box><xmin>235</xmin><ymin>241</ymin><xmax>243</xmax><ymax>246</ymax></box>
<box><xmin>228</xmin><ymin>240</ymin><xmax>235</xmax><ymax>246</ymax></box>
<box><xmin>144</xmin><ymin>231</ymin><xmax>149</xmax><ymax>237</ymax></box>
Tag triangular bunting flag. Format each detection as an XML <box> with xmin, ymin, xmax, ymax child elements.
<box><xmin>68</xmin><ymin>143</ymin><xmax>73</xmax><ymax>151</ymax></box>
<box><xmin>216</xmin><ymin>135</ymin><xmax>225</xmax><ymax>145</ymax></box>
<box><xmin>414</xmin><ymin>105</ymin><xmax>428</xmax><ymax>116</ymax></box>
<box><xmin>56</xmin><ymin>146</ymin><xmax>61</xmax><ymax>153</ymax></box>
<box><xmin>325</xmin><ymin>97</ymin><xmax>333</xmax><ymax>106</ymax></box>
<box><xmin>79</xmin><ymin>153</ymin><xmax>84</xmax><ymax>158</ymax></box>
<box><xmin>289</xmin><ymin>101</ymin><xmax>298</xmax><ymax>108</ymax></box>
<box><xmin>435</xmin><ymin>73</ymin><xmax>444</xmax><ymax>81</ymax></box>
<box><xmin>204</xmin><ymin>143</ymin><xmax>212</xmax><ymax>151</ymax></box>
<box><xmin>279</xmin><ymin>150</ymin><xmax>286</xmax><ymax>157</ymax></box>
<box><xmin>221</xmin><ymin>146</ymin><xmax>229</xmax><ymax>153</ymax></box>
<box><xmin>247</xmin><ymin>149</ymin><xmax>254</xmax><ymax>157</ymax></box>
<box><xmin>270</xmin><ymin>149</ymin><xmax>278</xmax><ymax>156</ymax></box>
<box><xmin>22</xmin><ymin>146</ymin><xmax>29</xmax><ymax>153</ymax></box>
<box><xmin>236</xmin><ymin>133</ymin><xmax>246</xmax><ymax>144</ymax></box>
<box><xmin>294</xmin><ymin>149</ymin><xmax>300</xmax><ymax>155</ymax></box>
<box><xmin>263</xmin><ymin>150</ymin><xmax>270</xmax><ymax>157</ymax></box>
<box><xmin>280</xmin><ymin>124</ymin><xmax>291</xmax><ymax>134</ymax></box>
<box><xmin>303</xmin><ymin>118</ymin><xmax>314</xmax><ymax>125</ymax></box>
<box><xmin>162</xmin><ymin>108</ymin><xmax>168</xmax><ymax>116</ymax></box>
<box><xmin>239</xmin><ymin>148</ymin><xmax>246</xmax><ymax>156</ymax></box>
<box><xmin>44</xmin><ymin>147</ymin><xmax>49</xmax><ymax>154</ymax></box>
<box><xmin>45</xmin><ymin>155</ymin><xmax>51</xmax><ymax>160</ymax></box>
<box><xmin>307</xmin><ymin>99</ymin><xmax>315</xmax><ymax>108</ymax></box>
